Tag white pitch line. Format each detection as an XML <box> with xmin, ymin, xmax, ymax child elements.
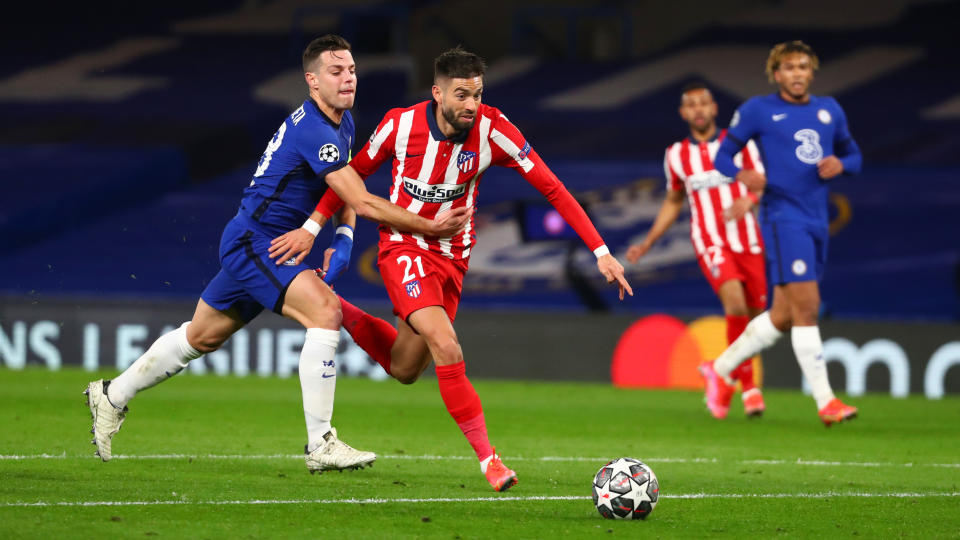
<box><xmin>2</xmin><ymin>453</ymin><xmax>958</xmax><ymax>469</ymax></box>
<box><xmin>3</xmin><ymin>492</ymin><xmax>959</xmax><ymax>508</ymax></box>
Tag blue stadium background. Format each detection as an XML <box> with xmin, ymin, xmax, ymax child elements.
<box><xmin>2</xmin><ymin>0</ymin><xmax>958</xmax><ymax>321</ymax></box>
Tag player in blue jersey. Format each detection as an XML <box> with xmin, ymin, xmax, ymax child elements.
<box><xmin>700</xmin><ymin>41</ymin><xmax>861</xmax><ymax>426</ymax></box>
<box><xmin>84</xmin><ymin>35</ymin><xmax>472</xmax><ymax>469</ymax></box>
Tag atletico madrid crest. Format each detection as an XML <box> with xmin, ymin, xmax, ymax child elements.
<box><xmin>457</xmin><ymin>150</ymin><xmax>477</xmax><ymax>173</ymax></box>
<box><xmin>406</xmin><ymin>280</ymin><xmax>422</xmax><ymax>298</ymax></box>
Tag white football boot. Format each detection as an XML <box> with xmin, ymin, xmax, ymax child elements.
<box><xmin>304</xmin><ymin>428</ymin><xmax>376</xmax><ymax>474</ymax></box>
<box><xmin>84</xmin><ymin>379</ymin><xmax>127</xmax><ymax>462</ymax></box>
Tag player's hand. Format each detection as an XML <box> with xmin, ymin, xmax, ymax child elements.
<box><xmin>320</xmin><ymin>225</ymin><xmax>353</xmax><ymax>284</ymax></box>
<box><xmin>723</xmin><ymin>196</ymin><xmax>754</xmax><ymax>222</ymax></box>
<box><xmin>269</xmin><ymin>228</ymin><xmax>315</xmax><ymax>266</ymax></box>
<box><xmin>625</xmin><ymin>243</ymin><xmax>651</xmax><ymax>264</ymax></box>
<box><xmin>430</xmin><ymin>206</ymin><xmax>473</xmax><ymax>237</ymax></box>
<box><xmin>597</xmin><ymin>253</ymin><xmax>633</xmax><ymax>301</ymax></box>
<box><xmin>736</xmin><ymin>169</ymin><xmax>766</xmax><ymax>192</ymax></box>
<box><xmin>817</xmin><ymin>155</ymin><xmax>844</xmax><ymax>179</ymax></box>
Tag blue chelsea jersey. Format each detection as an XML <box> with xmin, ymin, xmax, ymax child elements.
<box><xmin>715</xmin><ymin>93</ymin><xmax>861</xmax><ymax>227</ymax></box>
<box><xmin>238</xmin><ymin>99</ymin><xmax>354</xmax><ymax>236</ymax></box>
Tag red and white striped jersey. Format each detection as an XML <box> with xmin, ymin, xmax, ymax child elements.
<box><xmin>319</xmin><ymin>100</ymin><xmax>604</xmax><ymax>260</ymax></box>
<box><xmin>664</xmin><ymin>129</ymin><xmax>765</xmax><ymax>255</ymax></box>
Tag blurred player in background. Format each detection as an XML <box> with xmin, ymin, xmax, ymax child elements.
<box><xmin>626</xmin><ymin>82</ymin><xmax>767</xmax><ymax>419</ymax></box>
<box><xmin>269</xmin><ymin>46</ymin><xmax>633</xmax><ymax>491</ymax></box>
<box><xmin>84</xmin><ymin>35</ymin><xmax>471</xmax><ymax>471</ymax></box>
<box><xmin>701</xmin><ymin>41</ymin><xmax>862</xmax><ymax>426</ymax></box>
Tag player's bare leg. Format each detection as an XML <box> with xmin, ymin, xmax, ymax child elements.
<box><xmin>717</xmin><ymin>280</ymin><xmax>764</xmax><ymax>417</ymax></box>
<box><xmin>780</xmin><ymin>281</ymin><xmax>857</xmax><ymax>425</ymax></box>
<box><xmin>283</xmin><ymin>270</ymin><xmax>375</xmax><ymax>472</ymax></box>
<box><xmin>337</xmin><ymin>296</ymin><xmax>434</xmax><ymax>383</ymax></box>
<box><xmin>407</xmin><ymin>305</ymin><xmax>517</xmax><ymax>492</ymax></box>
<box><xmin>767</xmin><ymin>285</ymin><xmax>793</xmax><ymax>332</ymax></box>
<box><xmin>388</xmin><ymin>319</ymin><xmax>433</xmax><ymax>384</ymax></box>
<box><xmin>338</xmin><ymin>299</ymin><xmax>515</xmax><ymax>488</ymax></box>
<box><xmin>86</xmin><ymin>300</ymin><xmax>240</xmax><ymax>461</ymax></box>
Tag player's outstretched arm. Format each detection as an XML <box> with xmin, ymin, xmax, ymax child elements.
<box><xmin>326</xmin><ymin>164</ymin><xmax>471</xmax><ymax>237</ymax></box>
<box><xmin>597</xmin><ymin>253</ymin><xmax>633</xmax><ymax>301</ymax></box>
<box><xmin>627</xmin><ymin>190</ymin><xmax>684</xmax><ymax>263</ymax></box>
<box><xmin>269</xmin><ymin>210</ymin><xmax>330</xmax><ymax>265</ymax></box>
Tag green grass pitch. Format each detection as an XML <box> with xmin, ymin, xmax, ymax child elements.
<box><xmin>1</xmin><ymin>368</ymin><xmax>958</xmax><ymax>538</ymax></box>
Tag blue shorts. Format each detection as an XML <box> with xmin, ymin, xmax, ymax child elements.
<box><xmin>763</xmin><ymin>221</ymin><xmax>828</xmax><ymax>284</ymax></box>
<box><xmin>200</xmin><ymin>214</ymin><xmax>312</xmax><ymax>322</ymax></box>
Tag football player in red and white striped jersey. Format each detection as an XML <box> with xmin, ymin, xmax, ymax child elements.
<box><xmin>626</xmin><ymin>82</ymin><xmax>768</xmax><ymax>419</ymax></box>
<box><xmin>271</xmin><ymin>47</ymin><xmax>632</xmax><ymax>491</ymax></box>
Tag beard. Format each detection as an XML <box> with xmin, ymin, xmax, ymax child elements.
<box><xmin>442</xmin><ymin>104</ymin><xmax>474</xmax><ymax>132</ymax></box>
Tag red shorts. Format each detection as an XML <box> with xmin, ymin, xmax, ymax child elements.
<box><xmin>377</xmin><ymin>243</ymin><xmax>469</xmax><ymax>323</ymax></box>
<box><xmin>696</xmin><ymin>246</ymin><xmax>768</xmax><ymax>309</ymax></box>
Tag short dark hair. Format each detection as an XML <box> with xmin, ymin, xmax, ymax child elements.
<box><xmin>680</xmin><ymin>81</ymin><xmax>710</xmax><ymax>103</ymax></box>
<box><xmin>302</xmin><ymin>34</ymin><xmax>351</xmax><ymax>72</ymax></box>
<box><xmin>434</xmin><ymin>46</ymin><xmax>486</xmax><ymax>82</ymax></box>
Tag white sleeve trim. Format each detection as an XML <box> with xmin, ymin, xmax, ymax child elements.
<box><xmin>335</xmin><ymin>225</ymin><xmax>354</xmax><ymax>240</ymax></box>
<box><xmin>593</xmin><ymin>245</ymin><xmax>610</xmax><ymax>258</ymax></box>
<box><xmin>366</xmin><ymin>118</ymin><xmax>395</xmax><ymax>159</ymax></box>
<box><xmin>489</xmin><ymin>128</ymin><xmax>534</xmax><ymax>173</ymax></box>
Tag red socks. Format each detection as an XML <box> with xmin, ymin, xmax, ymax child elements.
<box><xmin>726</xmin><ymin>314</ymin><xmax>756</xmax><ymax>392</ymax></box>
<box><xmin>338</xmin><ymin>296</ymin><xmax>397</xmax><ymax>375</ymax></box>
<box><xmin>337</xmin><ymin>299</ymin><xmax>493</xmax><ymax>463</ymax></box>
<box><xmin>436</xmin><ymin>362</ymin><xmax>493</xmax><ymax>462</ymax></box>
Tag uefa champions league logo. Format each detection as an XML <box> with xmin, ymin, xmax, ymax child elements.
<box><xmin>318</xmin><ymin>143</ymin><xmax>340</xmax><ymax>163</ymax></box>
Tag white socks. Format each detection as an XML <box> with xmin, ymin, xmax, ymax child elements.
<box><xmin>108</xmin><ymin>322</ymin><xmax>202</xmax><ymax>409</ymax></box>
<box><xmin>792</xmin><ymin>325</ymin><xmax>836</xmax><ymax>410</ymax></box>
<box><xmin>300</xmin><ymin>328</ymin><xmax>341</xmax><ymax>452</ymax></box>
<box><xmin>715</xmin><ymin>312</ymin><xmax>783</xmax><ymax>378</ymax></box>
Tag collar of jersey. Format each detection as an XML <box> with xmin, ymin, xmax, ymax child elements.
<box><xmin>308</xmin><ymin>98</ymin><xmax>342</xmax><ymax>129</ymax></box>
<box><xmin>426</xmin><ymin>100</ymin><xmax>469</xmax><ymax>143</ymax></box>
<box><xmin>773</xmin><ymin>92</ymin><xmax>816</xmax><ymax>107</ymax></box>
<box><xmin>687</xmin><ymin>127</ymin><xmax>723</xmax><ymax>144</ymax></box>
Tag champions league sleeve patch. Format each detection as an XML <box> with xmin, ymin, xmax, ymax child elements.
<box><xmin>517</xmin><ymin>141</ymin><xmax>532</xmax><ymax>160</ymax></box>
<box><xmin>318</xmin><ymin>143</ymin><xmax>341</xmax><ymax>163</ymax></box>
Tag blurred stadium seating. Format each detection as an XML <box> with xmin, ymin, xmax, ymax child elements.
<box><xmin>1</xmin><ymin>0</ymin><xmax>957</xmax><ymax>320</ymax></box>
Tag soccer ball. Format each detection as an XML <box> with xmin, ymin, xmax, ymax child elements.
<box><xmin>592</xmin><ymin>457</ymin><xmax>659</xmax><ymax>520</ymax></box>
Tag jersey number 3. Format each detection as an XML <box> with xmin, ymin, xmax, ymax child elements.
<box><xmin>254</xmin><ymin>122</ymin><xmax>288</xmax><ymax>178</ymax></box>
<box><xmin>793</xmin><ymin>128</ymin><xmax>823</xmax><ymax>165</ymax></box>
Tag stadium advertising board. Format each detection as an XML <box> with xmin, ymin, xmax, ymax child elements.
<box><xmin>0</xmin><ymin>297</ymin><xmax>387</xmax><ymax>381</ymax></box>
<box><xmin>610</xmin><ymin>315</ymin><xmax>960</xmax><ymax>399</ymax></box>
<box><xmin>1</xmin><ymin>297</ymin><xmax>957</xmax><ymax>398</ymax></box>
